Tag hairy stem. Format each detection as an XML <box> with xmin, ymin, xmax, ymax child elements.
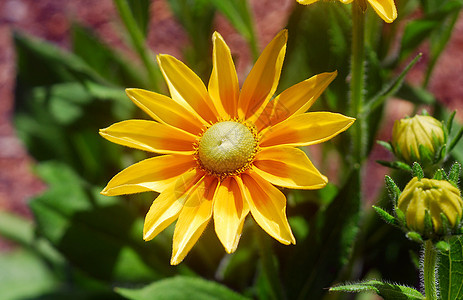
<box><xmin>350</xmin><ymin>1</ymin><xmax>366</xmax><ymax>167</ymax></box>
<box><xmin>423</xmin><ymin>239</ymin><xmax>438</xmax><ymax>300</ymax></box>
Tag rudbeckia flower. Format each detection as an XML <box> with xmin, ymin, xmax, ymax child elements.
<box><xmin>297</xmin><ymin>0</ymin><xmax>397</xmax><ymax>23</ymax></box>
<box><xmin>100</xmin><ymin>30</ymin><xmax>355</xmax><ymax>265</ymax></box>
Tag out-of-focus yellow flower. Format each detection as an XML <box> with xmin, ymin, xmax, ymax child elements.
<box><xmin>297</xmin><ymin>0</ymin><xmax>397</xmax><ymax>23</ymax></box>
<box><xmin>99</xmin><ymin>30</ymin><xmax>355</xmax><ymax>265</ymax></box>
<box><xmin>398</xmin><ymin>177</ymin><xmax>463</xmax><ymax>235</ymax></box>
<box><xmin>391</xmin><ymin>115</ymin><xmax>445</xmax><ymax>166</ymax></box>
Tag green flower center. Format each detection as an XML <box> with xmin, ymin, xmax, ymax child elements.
<box><xmin>197</xmin><ymin>121</ymin><xmax>258</xmax><ymax>176</ymax></box>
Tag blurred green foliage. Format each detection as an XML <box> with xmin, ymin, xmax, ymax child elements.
<box><xmin>2</xmin><ymin>0</ymin><xmax>463</xmax><ymax>299</ymax></box>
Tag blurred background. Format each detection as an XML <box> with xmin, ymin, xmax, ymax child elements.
<box><xmin>1</xmin><ymin>0</ymin><xmax>463</xmax><ymax>298</ymax></box>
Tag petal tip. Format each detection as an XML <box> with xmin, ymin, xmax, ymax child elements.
<box><xmin>98</xmin><ymin>128</ymin><xmax>107</xmax><ymax>136</ymax></box>
<box><xmin>170</xmin><ymin>253</ymin><xmax>183</xmax><ymax>265</ymax></box>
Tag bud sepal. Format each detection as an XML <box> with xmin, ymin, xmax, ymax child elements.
<box><xmin>373</xmin><ymin>163</ymin><xmax>463</xmax><ymax>243</ymax></box>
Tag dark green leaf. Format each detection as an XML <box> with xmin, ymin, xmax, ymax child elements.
<box><xmin>71</xmin><ymin>24</ymin><xmax>146</xmax><ymax>87</ymax></box>
<box><xmin>401</xmin><ymin>0</ymin><xmax>463</xmax><ymax>60</ymax></box>
<box><xmin>363</xmin><ymin>53</ymin><xmax>422</xmax><ymax>116</ymax></box>
<box><xmin>438</xmin><ymin>235</ymin><xmax>463</xmax><ymax>299</ymax></box>
<box><xmin>401</xmin><ymin>20</ymin><xmax>440</xmax><ymax>59</ymax></box>
<box><xmin>116</xmin><ymin>276</ymin><xmax>250</xmax><ymax>300</ymax></box>
<box><xmin>330</xmin><ymin>280</ymin><xmax>424</xmax><ymax>299</ymax></box>
<box><xmin>29</xmin><ymin>161</ymin><xmax>174</xmax><ymax>282</ymax></box>
<box><xmin>285</xmin><ymin>170</ymin><xmax>361</xmax><ymax>299</ymax></box>
<box><xmin>127</xmin><ymin>0</ymin><xmax>151</xmax><ymax>38</ymax></box>
<box><xmin>14</xmin><ymin>31</ymin><xmax>104</xmax><ymax>86</ymax></box>
<box><xmin>396</xmin><ymin>83</ymin><xmax>436</xmax><ymax>105</ymax></box>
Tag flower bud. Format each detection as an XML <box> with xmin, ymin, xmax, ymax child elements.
<box><xmin>391</xmin><ymin>115</ymin><xmax>445</xmax><ymax>165</ymax></box>
<box><xmin>398</xmin><ymin>177</ymin><xmax>463</xmax><ymax>236</ymax></box>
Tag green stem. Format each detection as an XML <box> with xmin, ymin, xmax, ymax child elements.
<box><xmin>423</xmin><ymin>240</ymin><xmax>438</xmax><ymax>300</ymax></box>
<box><xmin>350</xmin><ymin>2</ymin><xmax>366</xmax><ymax>167</ymax></box>
<box><xmin>255</xmin><ymin>228</ymin><xmax>286</xmax><ymax>300</ymax></box>
<box><xmin>113</xmin><ymin>0</ymin><xmax>160</xmax><ymax>90</ymax></box>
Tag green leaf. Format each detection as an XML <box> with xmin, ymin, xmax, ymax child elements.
<box><xmin>373</xmin><ymin>206</ymin><xmax>397</xmax><ymax>225</ymax></box>
<box><xmin>396</xmin><ymin>83</ymin><xmax>436</xmax><ymax>105</ymax></box>
<box><xmin>210</xmin><ymin>0</ymin><xmax>258</xmax><ymax>59</ymax></box>
<box><xmin>330</xmin><ymin>280</ymin><xmax>424</xmax><ymax>299</ymax></box>
<box><xmin>127</xmin><ymin>0</ymin><xmax>151</xmax><ymax>38</ymax></box>
<box><xmin>116</xmin><ymin>276</ymin><xmax>250</xmax><ymax>300</ymax></box>
<box><xmin>401</xmin><ymin>0</ymin><xmax>463</xmax><ymax>60</ymax></box>
<box><xmin>71</xmin><ymin>24</ymin><xmax>146</xmax><ymax>87</ymax></box>
<box><xmin>412</xmin><ymin>162</ymin><xmax>424</xmax><ymax>180</ymax></box>
<box><xmin>385</xmin><ymin>175</ymin><xmax>401</xmax><ymax>206</ymax></box>
<box><xmin>406</xmin><ymin>231</ymin><xmax>423</xmax><ymax>244</ymax></box>
<box><xmin>0</xmin><ymin>211</ymin><xmax>35</xmax><ymax>246</ymax></box>
<box><xmin>377</xmin><ymin>160</ymin><xmax>413</xmax><ymax>172</ymax></box>
<box><xmin>448</xmin><ymin>162</ymin><xmax>461</xmax><ymax>186</ymax></box>
<box><xmin>29</xmin><ymin>161</ymin><xmax>174</xmax><ymax>282</ymax></box>
<box><xmin>166</xmin><ymin>0</ymin><xmax>215</xmax><ymax>79</ymax></box>
<box><xmin>363</xmin><ymin>53</ymin><xmax>422</xmax><ymax>116</ymax></box>
<box><xmin>285</xmin><ymin>169</ymin><xmax>361</xmax><ymax>299</ymax></box>
<box><xmin>0</xmin><ymin>249</ymin><xmax>57</xmax><ymax>300</ymax></box>
<box><xmin>14</xmin><ymin>31</ymin><xmax>104</xmax><ymax>86</ymax></box>
<box><xmin>438</xmin><ymin>235</ymin><xmax>463</xmax><ymax>300</ymax></box>
<box><xmin>377</xmin><ymin>140</ymin><xmax>393</xmax><ymax>152</ymax></box>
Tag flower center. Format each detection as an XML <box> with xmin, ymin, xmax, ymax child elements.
<box><xmin>197</xmin><ymin>121</ymin><xmax>258</xmax><ymax>176</ymax></box>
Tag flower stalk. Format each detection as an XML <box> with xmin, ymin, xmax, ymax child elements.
<box><xmin>113</xmin><ymin>0</ymin><xmax>160</xmax><ymax>90</ymax></box>
<box><xmin>423</xmin><ymin>239</ymin><xmax>438</xmax><ymax>300</ymax></box>
<box><xmin>350</xmin><ymin>1</ymin><xmax>367</xmax><ymax>166</ymax></box>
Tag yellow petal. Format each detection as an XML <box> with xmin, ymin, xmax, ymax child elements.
<box><xmin>99</xmin><ymin>120</ymin><xmax>196</xmax><ymax>154</ymax></box>
<box><xmin>254</xmin><ymin>71</ymin><xmax>337</xmax><ymax>130</ymax></box>
<box><xmin>213</xmin><ymin>176</ymin><xmax>249</xmax><ymax>253</ymax></box>
<box><xmin>368</xmin><ymin>0</ymin><xmax>397</xmax><ymax>23</ymax></box>
<box><xmin>260</xmin><ymin>112</ymin><xmax>355</xmax><ymax>148</ymax></box>
<box><xmin>126</xmin><ymin>88</ymin><xmax>206</xmax><ymax>135</ymax></box>
<box><xmin>157</xmin><ymin>54</ymin><xmax>218</xmax><ymax>123</ymax></box>
<box><xmin>238</xmin><ymin>30</ymin><xmax>287</xmax><ymax>120</ymax></box>
<box><xmin>171</xmin><ymin>176</ymin><xmax>219</xmax><ymax>265</ymax></box>
<box><xmin>240</xmin><ymin>171</ymin><xmax>295</xmax><ymax>245</ymax></box>
<box><xmin>143</xmin><ymin>169</ymin><xmax>204</xmax><ymax>241</ymax></box>
<box><xmin>101</xmin><ymin>154</ymin><xmax>196</xmax><ymax>196</ymax></box>
<box><xmin>208</xmin><ymin>32</ymin><xmax>240</xmax><ymax>119</ymax></box>
<box><xmin>253</xmin><ymin>146</ymin><xmax>327</xmax><ymax>190</ymax></box>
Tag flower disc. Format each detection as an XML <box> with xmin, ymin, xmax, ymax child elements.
<box><xmin>198</xmin><ymin>121</ymin><xmax>257</xmax><ymax>175</ymax></box>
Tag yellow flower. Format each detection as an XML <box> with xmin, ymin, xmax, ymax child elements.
<box><xmin>297</xmin><ymin>0</ymin><xmax>397</xmax><ymax>23</ymax></box>
<box><xmin>100</xmin><ymin>30</ymin><xmax>355</xmax><ymax>265</ymax></box>
<box><xmin>398</xmin><ymin>177</ymin><xmax>463</xmax><ymax>235</ymax></box>
<box><xmin>391</xmin><ymin>115</ymin><xmax>445</xmax><ymax>165</ymax></box>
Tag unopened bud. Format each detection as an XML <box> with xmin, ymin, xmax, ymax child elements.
<box><xmin>398</xmin><ymin>177</ymin><xmax>462</xmax><ymax>237</ymax></box>
<box><xmin>391</xmin><ymin>115</ymin><xmax>445</xmax><ymax>165</ymax></box>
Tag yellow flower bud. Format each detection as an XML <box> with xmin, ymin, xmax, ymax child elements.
<box><xmin>391</xmin><ymin>115</ymin><xmax>445</xmax><ymax>165</ymax></box>
<box><xmin>398</xmin><ymin>177</ymin><xmax>463</xmax><ymax>236</ymax></box>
